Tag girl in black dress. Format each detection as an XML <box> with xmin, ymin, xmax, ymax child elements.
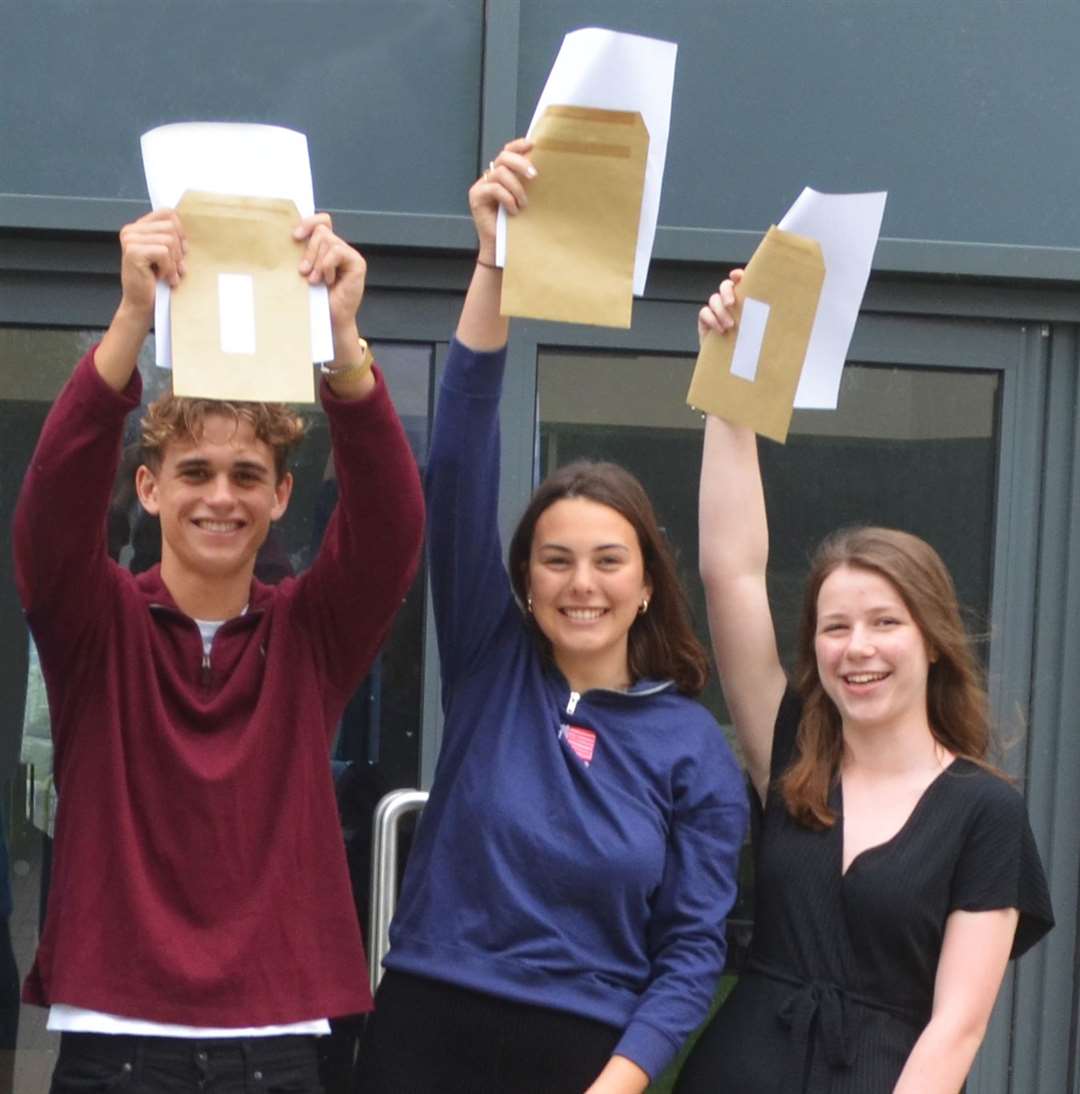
<box><xmin>676</xmin><ymin>272</ymin><xmax>1054</xmax><ymax>1093</ymax></box>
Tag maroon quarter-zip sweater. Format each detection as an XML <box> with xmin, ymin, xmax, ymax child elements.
<box><xmin>13</xmin><ymin>348</ymin><xmax>424</xmax><ymax>1026</ymax></box>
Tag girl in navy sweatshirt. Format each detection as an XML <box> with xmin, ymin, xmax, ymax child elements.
<box><xmin>360</xmin><ymin>142</ymin><xmax>749</xmax><ymax>1093</ymax></box>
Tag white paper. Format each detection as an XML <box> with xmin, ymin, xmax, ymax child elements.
<box><xmin>140</xmin><ymin>122</ymin><xmax>335</xmax><ymax>369</ymax></box>
<box><xmin>496</xmin><ymin>27</ymin><xmax>677</xmax><ymax>296</ymax></box>
<box><xmin>778</xmin><ymin>187</ymin><xmax>887</xmax><ymax>409</ymax></box>
<box><xmin>217</xmin><ymin>274</ymin><xmax>257</xmax><ymax>356</ymax></box>
<box><xmin>730</xmin><ymin>297</ymin><xmax>770</xmax><ymax>382</ymax></box>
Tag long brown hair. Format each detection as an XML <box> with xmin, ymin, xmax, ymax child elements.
<box><xmin>781</xmin><ymin>526</ymin><xmax>999</xmax><ymax>828</ymax></box>
<box><xmin>508</xmin><ymin>461</ymin><xmax>709</xmax><ymax>695</ymax></box>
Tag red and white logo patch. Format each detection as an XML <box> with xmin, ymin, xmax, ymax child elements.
<box><xmin>561</xmin><ymin>724</ymin><xmax>597</xmax><ymax>766</ymax></box>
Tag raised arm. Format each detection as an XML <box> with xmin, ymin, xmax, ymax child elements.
<box><xmin>293</xmin><ymin>212</ymin><xmax>376</xmax><ymax>401</ymax></box>
<box><xmin>95</xmin><ymin>210</ymin><xmax>186</xmax><ymax>391</ymax></box>
<box><xmin>293</xmin><ymin>216</ymin><xmax>424</xmax><ymax>697</ymax></box>
<box><xmin>697</xmin><ymin>272</ymin><xmax>787</xmax><ymax>801</ymax></box>
<box><xmin>12</xmin><ymin>214</ymin><xmax>178</xmax><ymax>635</ymax></box>
<box><xmin>456</xmin><ymin>137</ymin><xmax>534</xmax><ymax>351</ymax></box>
<box><xmin>419</xmin><ymin>141</ymin><xmax>544</xmax><ymax>691</ymax></box>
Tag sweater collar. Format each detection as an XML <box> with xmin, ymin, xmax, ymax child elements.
<box><xmin>134</xmin><ymin>564</ymin><xmax>274</xmax><ymax>617</ymax></box>
<box><xmin>547</xmin><ymin>664</ymin><xmax>674</xmax><ymax>702</ymax></box>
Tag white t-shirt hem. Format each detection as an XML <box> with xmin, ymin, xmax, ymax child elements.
<box><xmin>48</xmin><ymin>1005</ymin><xmax>330</xmax><ymax>1038</ymax></box>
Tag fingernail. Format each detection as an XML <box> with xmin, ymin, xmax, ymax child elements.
<box><xmin>527</xmin><ymin>165</ymin><xmax>538</xmax><ymax>178</ymax></box>
<box><xmin>299</xmin><ymin>259</ymin><xmax>311</xmax><ymax>273</ymax></box>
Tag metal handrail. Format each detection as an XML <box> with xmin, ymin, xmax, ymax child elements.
<box><xmin>367</xmin><ymin>788</ymin><xmax>428</xmax><ymax>994</ymax></box>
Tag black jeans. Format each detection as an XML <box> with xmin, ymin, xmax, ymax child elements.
<box><xmin>358</xmin><ymin>970</ymin><xmax>622</xmax><ymax>1094</ymax></box>
<box><xmin>50</xmin><ymin>1031</ymin><xmax>324</xmax><ymax>1093</ymax></box>
<box><xmin>0</xmin><ymin>915</ymin><xmax>18</xmax><ymax>1094</ymax></box>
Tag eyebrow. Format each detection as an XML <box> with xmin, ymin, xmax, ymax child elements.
<box><xmin>174</xmin><ymin>457</ymin><xmax>270</xmax><ymax>477</ymax></box>
<box><xmin>819</xmin><ymin>604</ymin><xmax>904</xmax><ymax>620</ymax></box>
<box><xmin>537</xmin><ymin>542</ymin><xmax>631</xmax><ymax>553</ymax></box>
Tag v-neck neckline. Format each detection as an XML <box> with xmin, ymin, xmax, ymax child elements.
<box><xmin>838</xmin><ymin>757</ymin><xmax>960</xmax><ymax>879</ymax></box>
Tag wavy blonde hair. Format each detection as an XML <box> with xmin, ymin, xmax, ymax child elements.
<box><xmin>140</xmin><ymin>395</ymin><xmax>306</xmax><ymax>482</ymax></box>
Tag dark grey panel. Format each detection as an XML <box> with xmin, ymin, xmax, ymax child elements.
<box><xmin>1</xmin><ymin>2</ymin><xmax>482</xmax><ymax>215</ymax></box>
<box><xmin>517</xmin><ymin>2</ymin><xmax>1080</xmax><ymax>250</ymax></box>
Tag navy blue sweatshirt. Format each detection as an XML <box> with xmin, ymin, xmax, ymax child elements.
<box><xmin>385</xmin><ymin>339</ymin><xmax>748</xmax><ymax>1079</ymax></box>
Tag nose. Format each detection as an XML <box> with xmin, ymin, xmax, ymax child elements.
<box><xmin>568</xmin><ymin>559</ymin><xmax>594</xmax><ymax>595</ymax></box>
<box><xmin>205</xmin><ymin>473</ymin><xmax>236</xmax><ymax>508</ymax></box>
<box><xmin>846</xmin><ymin>623</ymin><xmax>876</xmax><ymax>657</ymax></box>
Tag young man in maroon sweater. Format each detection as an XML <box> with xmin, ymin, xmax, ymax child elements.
<box><xmin>13</xmin><ymin>209</ymin><xmax>424</xmax><ymax>1092</ymax></box>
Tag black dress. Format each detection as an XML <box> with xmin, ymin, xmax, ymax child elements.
<box><xmin>676</xmin><ymin>690</ymin><xmax>1054</xmax><ymax>1093</ymax></box>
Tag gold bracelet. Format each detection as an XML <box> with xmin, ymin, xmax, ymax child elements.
<box><xmin>320</xmin><ymin>337</ymin><xmax>372</xmax><ymax>378</ymax></box>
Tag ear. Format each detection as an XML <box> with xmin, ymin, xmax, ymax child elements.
<box><xmin>643</xmin><ymin>571</ymin><xmax>654</xmax><ymax>601</ymax></box>
<box><xmin>271</xmin><ymin>471</ymin><xmax>293</xmax><ymax>522</ymax></box>
<box><xmin>134</xmin><ymin>464</ymin><xmax>161</xmax><ymax>516</ymax></box>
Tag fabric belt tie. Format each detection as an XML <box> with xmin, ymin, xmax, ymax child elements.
<box><xmin>776</xmin><ymin>977</ymin><xmax>854</xmax><ymax>1071</ymax></box>
<box><xmin>748</xmin><ymin>957</ymin><xmax>926</xmax><ymax>1089</ymax></box>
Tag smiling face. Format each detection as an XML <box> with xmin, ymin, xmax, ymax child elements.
<box><xmin>135</xmin><ymin>413</ymin><xmax>292</xmax><ymax>590</ymax></box>
<box><xmin>814</xmin><ymin>564</ymin><xmax>934</xmax><ymax>736</ymax></box>
<box><xmin>527</xmin><ymin>496</ymin><xmax>652</xmax><ymax>692</ymax></box>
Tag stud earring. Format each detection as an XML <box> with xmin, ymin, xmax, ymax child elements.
<box><xmin>526</xmin><ymin>594</ymin><xmax>534</xmax><ymax>614</ymax></box>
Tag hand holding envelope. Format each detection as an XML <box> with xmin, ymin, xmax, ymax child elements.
<box><xmin>170</xmin><ymin>191</ymin><xmax>314</xmax><ymax>402</ymax></box>
<box><xmin>501</xmin><ymin>106</ymin><xmax>649</xmax><ymax>329</ymax></box>
<box><xmin>114</xmin><ymin>195</ymin><xmax>365</xmax><ymax>403</ymax></box>
<box><xmin>496</xmin><ymin>27</ymin><xmax>678</xmax><ymax>329</ymax></box>
<box><xmin>140</xmin><ymin>122</ymin><xmax>337</xmax><ymax>395</ymax></box>
<box><xmin>687</xmin><ymin>188</ymin><xmax>887</xmax><ymax>443</ymax></box>
<box><xmin>688</xmin><ymin>228</ymin><xmax>826</xmax><ymax>444</ymax></box>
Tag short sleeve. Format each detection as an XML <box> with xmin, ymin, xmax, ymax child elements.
<box><xmin>950</xmin><ymin>777</ymin><xmax>1055</xmax><ymax>959</ymax></box>
<box><xmin>768</xmin><ymin>686</ymin><xmax>803</xmax><ymax>784</ymax></box>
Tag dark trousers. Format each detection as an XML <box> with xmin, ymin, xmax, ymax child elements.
<box><xmin>0</xmin><ymin>915</ymin><xmax>18</xmax><ymax>1094</ymax></box>
<box><xmin>357</xmin><ymin>970</ymin><xmax>621</xmax><ymax>1094</ymax></box>
<box><xmin>50</xmin><ymin>1031</ymin><xmax>323</xmax><ymax>1093</ymax></box>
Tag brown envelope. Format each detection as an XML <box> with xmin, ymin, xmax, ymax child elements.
<box><xmin>502</xmin><ymin>105</ymin><xmax>649</xmax><ymax>329</ymax></box>
<box><xmin>686</xmin><ymin>227</ymin><xmax>825</xmax><ymax>444</ymax></box>
<box><xmin>171</xmin><ymin>190</ymin><xmax>314</xmax><ymax>403</ymax></box>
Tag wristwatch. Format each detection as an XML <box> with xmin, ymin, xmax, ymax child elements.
<box><xmin>320</xmin><ymin>337</ymin><xmax>371</xmax><ymax>378</ymax></box>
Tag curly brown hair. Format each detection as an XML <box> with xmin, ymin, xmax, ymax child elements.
<box><xmin>140</xmin><ymin>395</ymin><xmax>306</xmax><ymax>482</ymax></box>
<box><xmin>781</xmin><ymin>526</ymin><xmax>1004</xmax><ymax>829</ymax></box>
<box><xmin>508</xmin><ymin>460</ymin><xmax>709</xmax><ymax>696</ymax></box>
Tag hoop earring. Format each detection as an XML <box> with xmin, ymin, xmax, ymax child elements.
<box><xmin>526</xmin><ymin>594</ymin><xmax>534</xmax><ymax>614</ymax></box>
<box><xmin>638</xmin><ymin>597</ymin><xmax>649</xmax><ymax>615</ymax></box>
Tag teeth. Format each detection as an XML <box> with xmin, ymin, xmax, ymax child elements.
<box><xmin>846</xmin><ymin>672</ymin><xmax>888</xmax><ymax>684</ymax></box>
<box><xmin>563</xmin><ymin>608</ymin><xmax>605</xmax><ymax>621</ymax></box>
<box><xmin>197</xmin><ymin>520</ymin><xmax>241</xmax><ymax>533</ymax></box>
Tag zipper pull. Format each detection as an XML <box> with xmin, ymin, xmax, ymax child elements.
<box><xmin>566</xmin><ymin>690</ymin><xmax>581</xmax><ymax>716</ymax></box>
<box><xmin>201</xmin><ymin>651</ymin><xmax>211</xmax><ymax>687</ymax></box>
